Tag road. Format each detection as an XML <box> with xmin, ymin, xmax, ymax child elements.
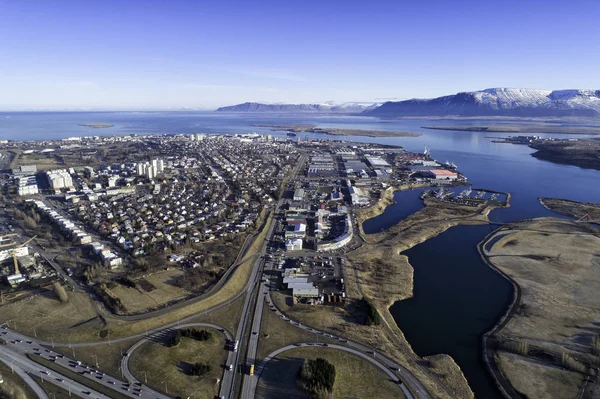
<box><xmin>228</xmin><ymin>154</ymin><xmax>307</xmax><ymax>399</ymax></box>
<box><xmin>0</xmin><ymin>352</ymin><xmax>48</xmax><ymax>399</ymax></box>
<box><xmin>241</xmin><ymin>267</ymin><xmax>432</xmax><ymax>399</ymax></box>
<box><xmin>0</xmin><ymin>326</ymin><xmax>168</xmax><ymax>399</ymax></box>
<box><xmin>257</xmin><ymin>343</ymin><xmax>415</xmax><ymax>399</ymax></box>
<box><xmin>0</xmin><ymin>344</ymin><xmax>106</xmax><ymax>399</ymax></box>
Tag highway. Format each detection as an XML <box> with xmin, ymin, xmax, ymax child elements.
<box><xmin>0</xmin><ymin>352</ymin><xmax>48</xmax><ymax>399</ymax></box>
<box><xmin>228</xmin><ymin>154</ymin><xmax>307</xmax><ymax>399</ymax></box>
<box><xmin>0</xmin><ymin>344</ymin><xmax>106</xmax><ymax>399</ymax></box>
<box><xmin>0</xmin><ymin>327</ymin><xmax>168</xmax><ymax>399</ymax></box>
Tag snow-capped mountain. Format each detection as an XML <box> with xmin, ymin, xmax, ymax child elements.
<box><xmin>364</xmin><ymin>88</ymin><xmax>600</xmax><ymax>117</ymax></box>
<box><xmin>215</xmin><ymin>102</ymin><xmax>381</xmax><ymax>114</ymax></box>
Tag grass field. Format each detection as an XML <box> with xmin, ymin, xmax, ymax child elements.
<box><xmin>110</xmin><ymin>268</ymin><xmax>188</xmax><ymax>314</ymax></box>
<box><xmin>256</xmin><ymin>347</ymin><xmax>405</xmax><ymax>399</ymax></box>
<box><xmin>129</xmin><ymin>328</ymin><xmax>228</xmax><ymax>399</ymax></box>
<box><xmin>486</xmin><ymin>218</ymin><xmax>600</xmax><ymax>398</ymax></box>
<box><xmin>0</xmin><ymin>360</ymin><xmax>37</xmax><ymax>399</ymax></box>
<box><xmin>0</xmin><ymin>290</ymin><xmax>100</xmax><ymax>340</ymax></box>
<box><xmin>495</xmin><ymin>352</ymin><xmax>583</xmax><ymax>399</ymax></box>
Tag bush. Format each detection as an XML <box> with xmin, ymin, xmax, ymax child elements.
<box><xmin>166</xmin><ymin>330</ymin><xmax>182</xmax><ymax>347</ymax></box>
<box><xmin>188</xmin><ymin>362</ymin><xmax>211</xmax><ymax>376</ymax></box>
<box><xmin>361</xmin><ymin>297</ymin><xmax>381</xmax><ymax>326</ymax></box>
<box><xmin>297</xmin><ymin>358</ymin><xmax>336</xmax><ymax>398</ymax></box>
<box><xmin>180</xmin><ymin>328</ymin><xmax>212</xmax><ymax>341</ymax></box>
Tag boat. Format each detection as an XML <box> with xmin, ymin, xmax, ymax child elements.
<box><xmin>287</xmin><ymin>132</ymin><xmax>297</xmax><ymax>137</ymax></box>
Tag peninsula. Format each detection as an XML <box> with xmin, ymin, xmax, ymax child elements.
<box><xmin>251</xmin><ymin>124</ymin><xmax>420</xmax><ymax>137</ymax></box>
<box><xmin>422</xmin><ymin>125</ymin><xmax>600</xmax><ymax>135</ymax></box>
<box><xmin>79</xmin><ymin>123</ymin><xmax>114</xmax><ymax>128</ymax></box>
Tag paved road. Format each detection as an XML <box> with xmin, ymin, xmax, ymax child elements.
<box><xmin>0</xmin><ymin>352</ymin><xmax>48</xmax><ymax>399</ymax></box>
<box><xmin>256</xmin><ymin>343</ymin><xmax>415</xmax><ymax>399</ymax></box>
<box><xmin>121</xmin><ymin>322</ymin><xmax>234</xmax><ymax>399</ymax></box>
<box><xmin>0</xmin><ymin>345</ymin><xmax>105</xmax><ymax>399</ymax></box>
<box><xmin>0</xmin><ymin>327</ymin><xmax>167</xmax><ymax>399</ymax></box>
<box><xmin>231</xmin><ymin>154</ymin><xmax>307</xmax><ymax>399</ymax></box>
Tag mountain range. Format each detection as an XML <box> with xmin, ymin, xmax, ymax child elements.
<box><xmin>217</xmin><ymin>88</ymin><xmax>600</xmax><ymax>118</ymax></box>
<box><xmin>216</xmin><ymin>101</ymin><xmax>381</xmax><ymax>113</ymax></box>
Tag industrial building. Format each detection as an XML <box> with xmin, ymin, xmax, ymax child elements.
<box><xmin>285</xmin><ymin>238</ymin><xmax>303</xmax><ymax>251</ymax></box>
<box><xmin>346</xmin><ymin>180</ymin><xmax>370</xmax><ymax>205</ymax></box>
<box><xmin>293</xmin><ymin>188</ymin><xmax>305</xmax><ymax>201</ymax></box>
<box><xmin>365</xmin><ymin>155</ymin><xmax>393</xmax><ymax>173</ymax></box>
<box><xmin>427</xmin><ymin>169</ymin><xmax>458</xmax><ymax>181</ymax></box>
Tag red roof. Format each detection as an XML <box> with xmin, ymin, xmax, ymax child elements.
<box><xmin>430</xmin><ymin>169</ymin><xmax>457</xmax><ymax>177</ymax></box>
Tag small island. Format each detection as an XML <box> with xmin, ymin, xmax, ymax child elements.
<box><xmin>251</xmin><ymin>124</ymin><xmax>420</xmax><ymax>137</ymax></box>
<box><xmin>79</xmin><ymin>123</ymin><xmax>114</xmax><ymax>128</ymax></box>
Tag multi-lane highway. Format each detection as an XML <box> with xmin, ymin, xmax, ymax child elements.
<box><xmin>0</xmin><ymin>351</ymin><xmax>48</xmax><ymax>399</ymax></box>
<box><xmin>0</xmin><ymin>327</ymin><xmax>167</xmax><ymax>399</ymax></box>
<box><xmin>223</xmin><ymin>154</ymin><xmax>308</xmax><ymax>399</ymax></box>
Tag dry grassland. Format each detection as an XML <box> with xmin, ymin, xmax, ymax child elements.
<box><xmin>258</xmin><ymin>347</ymin><xmax>406</xmax><ymax>399</ymax></box>
<box><xmin>486</xmin><ymin>218</ymin><xmax>600</xmax><ymax>398</ymax></box>
<box><xmin>129</xmin><ymin>329</ymin><xmax>227</xmax><ymax>399</ymax></box>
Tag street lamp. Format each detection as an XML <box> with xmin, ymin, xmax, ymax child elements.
<box><xmin>142</xmin><ymin>370</ymin><xmax>147</xmax><ymax>383</ymax></box>
<box><xmin>92</xmin><ymin>354</ymin><xmax>99</xmax><ymax>368</ymax></box>
<box><xmin>162</xmin><ymin>380</ymin><xmax>168</xmax><ymax>394</ymax></box>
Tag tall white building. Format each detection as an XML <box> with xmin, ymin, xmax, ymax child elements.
<box><xmin>196</xmin><ymin>133</ymin><xmax>205</xmax><ymax>141</ymax></box>
<box><xmin>46</xmin><ymin>169</ymin><xmax>73</xmax><ymax>189</ymax></box>
<box><xmin>145</xmin><ymin>165</ymin><xmax>155</xmax><ymax>179</ymax></box>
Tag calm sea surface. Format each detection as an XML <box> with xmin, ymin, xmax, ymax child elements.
<box><xmin>2</xmin><ymin>111</ymin><xmax>599</xmax><ymax>397</ymax></box>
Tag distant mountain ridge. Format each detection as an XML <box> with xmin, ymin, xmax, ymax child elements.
<box><xmin>364</xmin><ymin>88</ymin><xmax>600</xmax><ymax>118</ymax></box>
<box><xmin>216</xmin><ymin>102</ymin><xmax>381</xmax><ymax>114</ymax></box>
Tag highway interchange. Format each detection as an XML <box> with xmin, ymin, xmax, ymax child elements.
<box><xmin>0</xmin><ymin>153</ymin><xmax>438</xmax><ymax>399</ymax></box>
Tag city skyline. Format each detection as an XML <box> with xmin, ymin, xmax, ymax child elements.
<box><xmin>1</xmin><ymin>0</ymin><xmax>599</xmax><ymax>110</ymax></box>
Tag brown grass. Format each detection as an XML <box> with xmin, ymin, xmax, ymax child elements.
<box><xmin>259</xmin><ymin>347</ymin><xmax>406</xmax><ymax>399</ymax></box>
<box><xmin>129</xmin><ymin>328</ymin><xmax>228</xmax><ymax>399</ymax></box>
<box><xmin>486</xmin><ymin>218</ymin><xmax>600</xmax><ymax>397</ymax></box>
<box><xmin>495</xmin><ymin>352</ymin><xmax>583</xmax><ymax>399</ymax></box>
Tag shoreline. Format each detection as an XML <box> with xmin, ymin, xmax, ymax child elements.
<box><xmin>351</xmin><ymin>186</ymin><xmax>511</xmax><ymax>398</ymax></box>
<box><xmin>251</xmin><ymin>123</ymin><xmax>421</xmax><ymax>137</ymax></box>
<box><xmin>477</xmin><ymin>218</ymin><xmax>600</xmax><ymax>398</ymax></box>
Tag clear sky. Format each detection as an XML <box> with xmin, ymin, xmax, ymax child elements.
<box><xmin>0</xmin><ymin>0</ymin><xmax>598</xmax><ymax>110</ymax></box>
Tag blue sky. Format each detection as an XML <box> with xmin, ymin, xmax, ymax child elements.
<box><xmin>0</xmin><ymin>0</ymin><xmax>598</xmax><ymax>110</ymax></box>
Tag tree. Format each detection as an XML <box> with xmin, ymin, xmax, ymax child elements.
<box><xmin>297</xmin><ymin>358</ymin><xmax>336</xmax><ymax>398</ymax></box>
<box><xmin>52</xmin><ymin>282</ymin><xmax>69</xmax><ymax>303</ymax></box>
